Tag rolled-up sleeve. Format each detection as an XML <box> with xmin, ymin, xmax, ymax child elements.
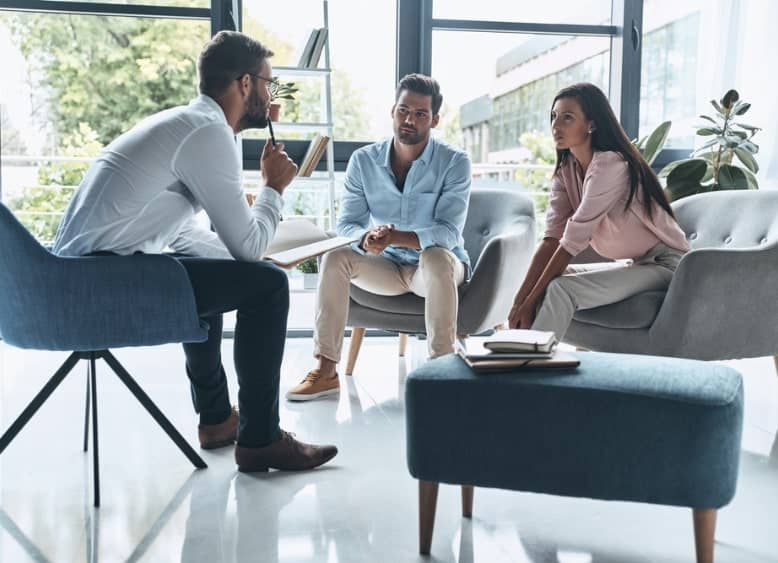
<box><xmin>559</xmin><ymin>154</ymin><xmax>629</xmax><ymax>256</ymax></box>
<box><xmin>414</xmin><ymin>152</ymin><xmax>471</xmax><ymax>250</ymax></box>
<box><xmin>544</xmin><ymin>175</ymin><xmax>573</xmax><ymax>241</ymax></box>
<box><xmin>337</xmin><ymin>154</ymin><xmax>371</xmax><ymax>239</ymax></box>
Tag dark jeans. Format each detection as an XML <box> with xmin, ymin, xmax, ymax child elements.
<box><xmin>176</xmin><ymin>258</ymin><xmax>289</xmax><ymax>448</ymax></box>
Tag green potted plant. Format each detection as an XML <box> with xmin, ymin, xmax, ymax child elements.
<box><xmin>297</xmin><ymin>257</ymin><xmax>318</xmax><ymax>289</ymax></box>
<box><xmin>268</xmin><ymin>78</ymin><xmax>298</xmax><ymax>122</ymax></box>
<box><xmin>656</xmin><ymin>89</ymin><xmax>761</xmax><ymax>201</ymax></box>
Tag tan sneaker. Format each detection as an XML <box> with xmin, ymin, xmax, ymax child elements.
<box><xmin>286</xmin><ymin>369</ymin><xmax>340</xmax><ymax>401</ymax></box>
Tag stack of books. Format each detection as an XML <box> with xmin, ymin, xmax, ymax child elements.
<box><xmin>457</xmin><ymin>329</ymin><xmax>579</xmax><ymax>372</ymax></box>
<box><xmin>297</xmin><ymin>28</ymin><xmax>328</xmax><ymax>69</ymax></box>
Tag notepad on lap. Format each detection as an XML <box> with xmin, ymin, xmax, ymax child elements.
<box><xmin>483</xmin><ymin>329</ymin><xmax>558</xmax><ymax>354</ymax></box>
<box><xmin>263</xmin><ymin>219</ymin><xmax>358</xmax><ymax>269</ymax></box>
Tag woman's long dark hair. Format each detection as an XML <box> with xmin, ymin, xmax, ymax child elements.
<box><xmin>551</xmin><ymin>83</ymin><xmax>674</xmax><ymax>219</ymax></box>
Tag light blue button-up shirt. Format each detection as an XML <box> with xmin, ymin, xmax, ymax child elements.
<box><xmin>337</xmin><ymin>136</ymin><xmax>472</xmax><ymax>272</ymax></box>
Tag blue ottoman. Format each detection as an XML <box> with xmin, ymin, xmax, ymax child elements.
<box><xmin>405</xmin><ymin>352</ymin><xmax>743</xmax><ymax>562</ymax></box>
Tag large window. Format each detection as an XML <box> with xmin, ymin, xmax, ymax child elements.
<box><xmin>0</xmin><ymin>10</ymin><xmax>209</xmax><ymax>243</ymax></box>
<box><xmin>432</xmin><ymin>0</ymin><xmax>612</xmax><ymax>25</ymax></box>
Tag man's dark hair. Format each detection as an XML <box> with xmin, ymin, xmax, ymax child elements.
<box><xmin>198</xmin><ymin>31</ymin><xmax>274</xmax><ymax>98</ymax></box>
<box><xmin>395</xmin><ymin>74</ymin><xmax>443</xmax><ymax>115</ymax></box>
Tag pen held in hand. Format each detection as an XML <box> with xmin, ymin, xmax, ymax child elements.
<box><xmin>267</xmin><ymin>116</ymin><xmax>276</xmax><ymax>147</ymax></box>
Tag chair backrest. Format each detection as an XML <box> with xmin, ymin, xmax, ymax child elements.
<box><xmin>0</xmin><ymin>204</ymin><xmax>57</xmax><ymax>341</ymax></box>
<box><xmin>672</xmin><ymin>189</ymin><xmax>778</xmax><ymax>250</ymax></box>
<box><xmin>462</xmin><ymin>187</ymin><xmax>535</xmax><ymax>265</ymax></box>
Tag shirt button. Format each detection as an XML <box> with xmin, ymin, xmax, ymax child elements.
<box><xmin>724</xmin><ymin>236</ymin><xmax>732</xmax><ymax>244</ymax></box>
<box><xmin>760</xmin><ymin>237</ymin><xmax>768</xmax><ymax>245</ymax></box>
<box><xmin>481</xmin><ymin>228</ymin><xmax>490</xmax><ymax>236</ymax></box>
<box><xmin>688</xmin><ymin>233</ymin><xmax>698</xmax><ymax>240</ymax></box>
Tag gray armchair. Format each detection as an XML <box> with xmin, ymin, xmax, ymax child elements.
<box><xmin>564</xmin><ymin>190</ymin><xmax>778</xmax><ymax>366</ymax></box>
<box><xmin>344</xmin><ymin>188</ymin><xmax>536</xmax><ymax>374</ymax></box>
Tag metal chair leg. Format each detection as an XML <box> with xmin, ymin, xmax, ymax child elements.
<box><xmin>83</xmin><ymin>363</ymin><xmax>91</xmax><ymax>453</ymax></box>
<box><xmin>101</xmin><ymin>351</ymin><xmax>206</xmax><ymax>469</ymax></box>
<box><xmin>90</xmin><ymin>354</ymin><xmax>100</xmax><ymax>508</ymax></box>
<box><xmin>0</xmin><ymin>353</ymin><xmax>81</xmax><ymax>455</ymax></box>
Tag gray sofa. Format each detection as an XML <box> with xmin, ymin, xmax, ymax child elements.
<box><xmin>565</xmin><ymin>189</ymin><xmax>778</xmax><ymax>363</ymax></box>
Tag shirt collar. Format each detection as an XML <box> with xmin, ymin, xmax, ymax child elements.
<box><xmin>194</xmin><ymin>94</ymin><xmax>230</xmax><ymax>127</ymax></box>
<box><xmin>380</xmin><ymin>136</ymin><xmax>436</xmax><ymax>168</ymax></box>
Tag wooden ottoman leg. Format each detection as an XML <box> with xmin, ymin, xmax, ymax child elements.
<box><xmin>461</xmin><ymin>485</ymin><xmax>474</xmax><ymax>518</ymax></box>
<box><xmin>773</xmin><ymin>355</ymin><xmax>778</xmax><ymax>378</ymax></box>
<box><xmin>693</xmin><ymin>508</ymin><xmax>716</xmax><ymax>563</ymax></box>
<box><xmin>419</xmin><ymin>481</ymin><xmax>439</xmax><ymax>555</ymax></box>
<box><xmin>399</xmin><ymin>333</ymin><xmax>408</xmax><ymax>357</ymax></box>
<box><xmin>345</xmin><ymin>327</ymin><xmax>365</xmax><ymax>376</ymax></box>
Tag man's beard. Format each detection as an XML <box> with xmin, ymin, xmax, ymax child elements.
<box><xmin>395</xmin><ymin>124</ymin><xmax>425</xmax><ymax>145</ymax></box>
<box><xmin>237</xmin><ymin>87</ymin><xmax>268</xmax><ymax>131</ymax></box>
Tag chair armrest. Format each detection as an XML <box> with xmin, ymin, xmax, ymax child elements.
<box><xmin>649</xmin><ymin>243</ymin><xmax>778</xmax><ymax>359</ymax></box>
<box><xmin>35</xmin><ymin>254</ymin><xmax>206</xmax><ymax>351</ymax></box>
<box><xmin>457</xmin><ymin>219</ymin><xmax>535</xmax><ymax>334</ymax></box>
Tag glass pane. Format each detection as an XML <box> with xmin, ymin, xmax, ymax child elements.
<box><xmin>242</xmin><ymin>0</ymin><xmax>396</xmax><ymax>142</ymax></box>
<box><xmin>433</xmin><ymin>0</ymin><xmax>612</xmax><ymax>25</ymax></box>
<box><xmin>0</xmin><ymin>12</ymin><xmax>209</xmax><ymax>243</ymax></box>
<box><xmin>433</xmin><ymin>30</ymin><xmax>610</xmax><ymax>237</ymax></box>
<box><xmin>42</xmin><ymin>0</ymin><xmax>208</xmax><ymax>6</ymax></box>
<box><xmin>639</xmin><ymin>0</ymin><xmax>773</xmax><ymax>168</ymax></box>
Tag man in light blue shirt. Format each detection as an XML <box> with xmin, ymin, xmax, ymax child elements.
<box><xmin>287</xmin><ymin>74</ymin><xmax>472</xmax><ymax>401</ymax></box>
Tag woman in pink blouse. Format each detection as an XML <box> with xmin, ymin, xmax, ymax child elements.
<box><xmin>508</xmin><ymin>83</ymin><xmax>689</xmax><ymax>339</ymax></box>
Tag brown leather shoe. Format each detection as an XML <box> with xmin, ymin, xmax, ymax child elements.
<box><xmin>235</xmin><ymin>430</ymin><xmax>338</xmax><ymax>472</ymax></box>
<box><xmin>198</xmin><ymin>406</ymin><xmax>239</xmax><ymax>449</ymax></box>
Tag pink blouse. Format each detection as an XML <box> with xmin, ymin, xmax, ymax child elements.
<box><xmin>544</xmin><ymin>151</ymin><xmax>690</xmax><ymax>259</ymax></box>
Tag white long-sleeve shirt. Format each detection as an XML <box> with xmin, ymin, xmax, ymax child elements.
<box><xmin>53</xmin><ymin>95</ymin><xmax>281</xmax><ymax>261</ymax></box>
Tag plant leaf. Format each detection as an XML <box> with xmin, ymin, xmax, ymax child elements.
<box><xmin>718</xmin><ymin>164</ymin><xmax>749</xmax><ymax>190</ymax></box>
<box><xmin>699</xmin><ymin>115</ymin><xmax>719</xmax><ymax>124</ymax></box>
<box><xmin>739</xmin><ymin>140</ymin><xmax>759</xmax><ymax>154</ymax></box>
<box><xmin>742</xmin><ymin>167</ymin><xmax>759</xmax><ymax>189</ymax></box>
<box><xmin>734</xmin><ymin>147</ymin><xmax>759</xmax><ymax>173</ymax></box>
<box><xmin>733</xmin><ymin>122</ymin><xmax>760</xmax><ymax>132</ymax></box>
<box><xmin>696</xmin><ymin>127</ymin><xmax>720</xmax><ymax>136</ymax></box>
<box><xmin>710</xmin><ymin>99</ymin><xmax>724</xmax><ymax>114</ymax></box>
<box><xmin>734</xmin><ymin>102</ymin><xmax>751</xmax><ymax>115</ymax></box>
<box><xmin>667</xmin><ymin>158</ymin><xmax>707</xmax><ymax>185</ymax></box>
<box><xmin>642</xmin><ymin>121</ymin><xmax>671</xmax><ymax>165</ymax></box>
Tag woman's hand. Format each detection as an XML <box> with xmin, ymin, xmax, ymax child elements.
<box><xmin>508</xmin><ymin>300</ymin><xmax>537</xmax><ymax>330</ymax></box>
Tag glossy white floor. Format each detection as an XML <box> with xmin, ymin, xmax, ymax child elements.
<box><xmin>0</xmin><ymin>336</ymin><xmax>776</xmax><ymax>563</ymax></box>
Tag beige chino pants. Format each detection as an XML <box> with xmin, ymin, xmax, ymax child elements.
<box><xmin>531</xmin><ymin>242</ymin><xmax>685</xmax><ymax>341</ymax></box>
<box><xmin>314</xmin><ymin>246</ymin><xmax>466</xmax><ymax>361</ymax></box>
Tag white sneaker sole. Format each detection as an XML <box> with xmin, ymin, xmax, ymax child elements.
<box><xmin>285</xmin><ymin>387</ymin><xmax>340</xmax><ymax>402</ymax></box>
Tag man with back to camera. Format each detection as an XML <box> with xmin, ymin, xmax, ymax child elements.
<box><xmin>53</xmin><ymin>31</ymin><xmax>337</xmax><ymax>472</ymax></box>
<box><xmin>286</xmin><ymin>74</ymin><xmax>472</xmax><ymax>401</ymax></box>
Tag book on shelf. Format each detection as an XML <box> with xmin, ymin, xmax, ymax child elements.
<box><xmin>263</xmin><ymin>218</ymin><xmax>357</xmax><ymax>269</ymax></box>
<box><xmin>297</xmin><ymin>29</ymin><xmax>319</xmax><ymax>68</ymax></box>
<box><xmin>297</xmin><ymin>133</ymin><xmax>330</xmax><ymax>177</ymax></box>
<box><xmin>297</xmin><ymin>28</ymin><xmax>327</xmax><ymax>69</ymax></box>
<box><xmin>482</xmin><ymin>329</ymin><xmax>558</xmax><ymax>354</ymax></box>
<box><xmin>307</xmin><ymin>28</ymin><xmax>328</xmax><ymax>69</ymax></box>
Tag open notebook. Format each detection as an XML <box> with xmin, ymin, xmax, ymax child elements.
<box><xmin>263</xmin><ymin>219</ymin><xmax>358</xmax><ymax>269</ymax></box>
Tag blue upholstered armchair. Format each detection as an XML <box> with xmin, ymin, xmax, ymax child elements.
<box><xmin>0</xmin><ymin>203</ymin><xmax>209</xmax><ymax>506</ymax></box>
<box><xmin>565</xmin><ymin>189</ymin><xmax>778</xmax><ymax>368</ymax></box>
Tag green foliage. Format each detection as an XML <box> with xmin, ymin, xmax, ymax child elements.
<box><xmin>7</xmin><ymin>123</ymin><xmax>104</xmax><ymax>242</ymax></box>
<box><xmin>657</xmin><ymin>89</ymin><xmax>761</xmax><ymax>201</ymax></box>
<box><xmin>296</xmin><ymin>257</ymin><xmax>318</xmax><ymax>274</ymax></box>
<box><xmin>270</xmin><ymin>78</ymin><xmax>298</xmax><ymax>101</ymax></box>
<box><xmin>633</xmin><ymin>120</ymin><xmax>671</xmax><ymax>166</ymax></box>
<box><xmin>514</xmin><ymin>131</ymin><xmax>556</xmax><ymax>216</ymax></box>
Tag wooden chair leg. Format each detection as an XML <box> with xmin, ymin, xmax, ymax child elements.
<box><xmin>398</xmin><ymin>333</ymin><xmax>408</xmax><ymax>357</ymax></box>
<box><xmin>345</xmin><ymin>327</ymin><xmax>365</xmax><ymax>376</ymax></box>
<box><xmin>419</xmin><ymin>481</ymin><xmax>439</xmax><ymax>555</ymax></box>
<box><xmin>461</xmin><ymin>485</ymin><xmax>474</xmax><ymax>518</ymax></box>
<box><xmin>693</xmin><ymin>509</ymin><xmax>716</xmax><ymax>563</ymax></box>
